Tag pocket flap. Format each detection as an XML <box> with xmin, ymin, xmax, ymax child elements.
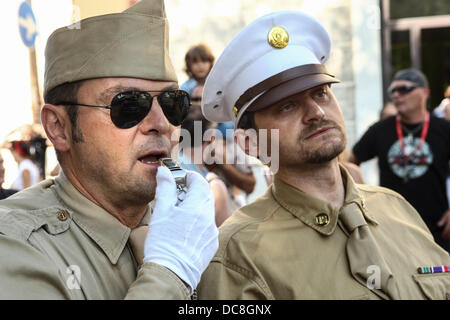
<box><xmin>413</xmin><ymin>273</ymin><xmax>450</xmax><ymax>300</ymax></box>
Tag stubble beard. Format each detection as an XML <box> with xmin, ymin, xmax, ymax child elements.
<box><xmin>297</xmin><ymin>120</ymin><xmax>347</xmax><ymax>164</ymax></box>
<box><xmin>120</xmin><ymin>173</ymin><xmax>156</xmax><ymax>204</ymax></box>
<box><xmin>91</xmin><ymin>159</ymin><xmax>157</xmax><ymax>205</ymax></box>
<box><xmin>75</xmin><ymin>144</ymin><xmax>157</xmax><ymax>207</ymax></box>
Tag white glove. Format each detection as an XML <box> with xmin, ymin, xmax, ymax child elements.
<box><xmin>143</xmin><ymin>166</ymin><xmax>219</xmax><ymax>291</ymax></box>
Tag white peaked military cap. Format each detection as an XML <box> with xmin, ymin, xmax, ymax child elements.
<box><xmin>202</xmin><ymin>11</ymin><xmax>340</xmax><ymax>127</ymax></box>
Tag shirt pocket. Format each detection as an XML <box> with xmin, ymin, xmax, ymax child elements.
<box><xmin>412</xmin><ymin>273</ymin><xmax>450</xmax><ymax>300</ymax></box>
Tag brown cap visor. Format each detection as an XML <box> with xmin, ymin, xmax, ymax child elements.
<box><xmin>246</xmin><ymin>72</ymin><xmax>340</xmax><ymax>112</ymax></box>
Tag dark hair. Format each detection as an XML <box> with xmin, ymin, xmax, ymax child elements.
<box><xmin>181</xmin><ymin>107</ymin><xmax>214</xmax><ymax>148</ymax></box>
<box><xmin>10</xmin><ymin>141</ymin><xmax>30</xmax><ymax>158</ymax></box>
<box><xmin>44</xmin><ymin>81</ymin><xmax>85</xmax><ymax>143</ymax></box>
<box><xmin>237</xmin><ymin>112</ymin><xmax>257</xmax><ymax>130</ymax></box>
<box><xmin>184</xmin><ymin>44</ymin><xmax>215</xmax><ymax>78</ymax></box>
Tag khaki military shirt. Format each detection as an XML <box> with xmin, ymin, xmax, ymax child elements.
<box><xmin>198</xmin><ymin>167</ymin><xmax>450</xmax><ymax>299</ymax></box>
<box><xmin>0</xmin><ymin>173</ymin><xmax>190</xmax><ymax>299</ymax></box>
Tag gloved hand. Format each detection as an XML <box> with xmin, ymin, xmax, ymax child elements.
<box><xmin>143</xmin><ymin>165</ymin><xmax>219</xmax><ymax>292</ymax></box>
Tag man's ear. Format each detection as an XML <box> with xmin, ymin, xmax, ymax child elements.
<box><xmin>41</xmin><ymin>104</ymin><xmax>71</xmax><ymax>152</ymax></box>
<box><xmin>234</xmin><ymin>128</ymin><xmax>259</xmax><ymax>158</ymax></box>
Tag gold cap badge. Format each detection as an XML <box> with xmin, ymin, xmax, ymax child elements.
<box><xmin>267</xmin><ymin>26</ymin><xmax>289</xmax><ymax>49</ymax></box>
<box><xmin>233</xmin><ymin>106</ymin><xmax>238</xmax><ymax>117</ymax></box>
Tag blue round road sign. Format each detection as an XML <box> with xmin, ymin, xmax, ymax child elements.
<box><xmin>18</xmin><ymin>1</ymin><xmax>37</xmax><ymax>48</ymax></box>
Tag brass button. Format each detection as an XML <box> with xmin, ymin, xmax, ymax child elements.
<box><xmin>57</xmin><ymin>210</ymin><xmax>69</xmax><ymax>222</ymax></box>
<box><xmin>315</xmin><ymin>213</ymin><xmax>330</xmax><ymax>226</ymax></box>
<box><xmin>361</xmin><ymin>199</ymin><xmax>366</xmax><ymax>209</ymax></box>
<box><xmin>267</xmin><ymin>26</ymin><xmax>289</xmax><ymax>49</ymax></box>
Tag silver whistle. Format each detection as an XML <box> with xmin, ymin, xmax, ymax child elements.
<box><xmin>160</xmin><ymin>157</ymin><xmax>187</xmax><ymax>202</ymax></box>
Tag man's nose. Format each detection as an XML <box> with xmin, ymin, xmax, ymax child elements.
<box><xmin>139</xmin><ymin>98</ymin><xmax>171</xmax><ymax>135</ymax></box>
<box><xmin>302</xmin><ymin>100</ymin><xmax>325</xmax><ymax>124</ymax></box>
<box><xmin>391</xmin><ymin>90</ymin><xmax>400</xmax><ymax>99</ymax></box>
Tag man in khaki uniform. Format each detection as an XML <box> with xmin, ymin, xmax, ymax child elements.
<box><xmin>198</xmin><ymin>11</ymin><xmax>450</xmax><ymax>299</ymax></box>
<box><xmin>0</xmin><ymin>0</ymin><xmax>218</xmax><ymax>299</ymax></box>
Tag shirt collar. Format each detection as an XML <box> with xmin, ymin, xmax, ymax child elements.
<box><xmin>272</xmin><ymin>164</ymin><xmax>377</xmax><ymax>236</ymax></box>
<box><xmin>52</xmin><ymin>171</ymin><xmax>135</xmax><ymax>264</ymax></box>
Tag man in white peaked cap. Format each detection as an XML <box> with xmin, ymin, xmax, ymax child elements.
<box><xmin>198</xmin><ymin>11</ymin><xmax>450</xmax><ymax>299</ymax></box>
<box><xmin>0</xmin><ymin>0</ymin><xmax>218</xmax><ymax>299</ymax></box>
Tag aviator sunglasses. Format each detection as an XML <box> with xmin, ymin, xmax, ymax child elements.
<box><xmin>57</xmin><ymin>90</ymin><xmax>191</xmax><ymax>129</ymax></box>
<box><xmin>388</xmin><ymin>85</ymin><xmax>418</xmax><ymax>98</ymax></box>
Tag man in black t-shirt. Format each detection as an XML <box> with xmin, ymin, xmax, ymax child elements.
<box><xmin>350</xmin><ymin>69</ymin><xmax>450</xmax><ymax>252</ymax></box>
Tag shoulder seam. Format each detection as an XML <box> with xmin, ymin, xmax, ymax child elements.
<box><xmin>357</xmin><ymin>184</ymin><xmax>405</xmax><ymax>200</ymax></box>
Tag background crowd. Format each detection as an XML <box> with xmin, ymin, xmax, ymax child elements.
<box><xmin>0</xmin><ymin>43</ymin><xmax>449</xmax><ymax>249</ymax></box>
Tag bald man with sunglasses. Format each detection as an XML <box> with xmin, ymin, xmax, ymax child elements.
<box><xmin>0</xmin><ymin>0</ymin><xmax>218</xmax><ymax>299</ymax></box>
<box><xmin>350</xmin><ymin>69</ymin><xmax>450</xmax><ymax>252</ymax></box>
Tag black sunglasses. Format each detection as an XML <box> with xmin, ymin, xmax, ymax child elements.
<box><xmin>388</xmin><ymin>85</ymin><xmax>417</xmax><ymax>97</ymax></box>
<box><xmin>57</xmin><ymin>90</ymin><xmax>191</xmax><ymax>129</ymax></box>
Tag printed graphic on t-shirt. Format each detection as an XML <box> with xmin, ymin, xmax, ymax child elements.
<box><xmin>387</xmin><ymin>135</ymin><xmax>433</xmax><ymax>180</ymax></box>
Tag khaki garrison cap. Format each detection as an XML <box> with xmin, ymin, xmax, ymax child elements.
<box><xmin>44</xmin><ymin>0</ymin><xmax>177</xmax><ymax>98</ymax></box>
<box><xmin>202</xmin><ymin>11</ymin><xmax>340</xmax><ymax>127</ymax></box>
